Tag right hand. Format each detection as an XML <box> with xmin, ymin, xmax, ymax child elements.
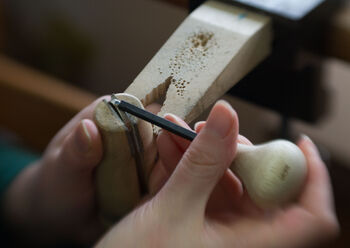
<box><xmin>95</xmin><ymin>100</ymin><xmax>339</xmax><ymax>248</ymax></box>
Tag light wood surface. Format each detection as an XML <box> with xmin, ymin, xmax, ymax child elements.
<box><xmin>126</xmin><ymin>1</ymin><xmax>271</xmax><ymax>124</ymax></box>
<box><xmin>156</xmin><ymin>0</ymin><xmax>350</xmax><ymax>63</ymax></box>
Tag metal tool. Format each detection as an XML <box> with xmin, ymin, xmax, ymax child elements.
<box><xmin>104</xmin><ymin>96</ymin><xmax>308</xmax><ymax>210</ymax></box>
<box><xmin>107</xmin><ymin>97</ymin><xmax>197</xmax><ymax>141</ymax></box>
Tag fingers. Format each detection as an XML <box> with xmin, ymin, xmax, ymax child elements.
<box><xmin>145</xmin><ymin>103</ymin><xmax>161</xmax><ymax>114</ymax></box>
<box><xmin>237</xmin><ymin>135</ymin><xmax>253</xmax><ymax>145</ymax></box>
<box><xmin>160</xmin><ymin>100</ymin><xmax>238</xmax><ymax>214</ymax></box>
<box><xmin>46</xmin><ymin>96</ymin><xmax>108</xmax><ymax>151</ymax></box>
<box><xmin>148</xmin><ymin>114</ymin><xmax>192</xmax><ymax>194</ymax></box>
<box><xmin>157</xmin><ymin>131</ymin><xmax>184</xmax><ymax>176</ymax></box>
<box><xmin>195</xmin><ymin>122</ymin><xmax>248</xmax><ymax>213</ymax></box>
<box><xmin>297</xmin><ymin>135</ymin><xmax>338</xmax><ymax>222</ymax></box>
<box><xmin>56</xmin><ymin>119</ymin><xmax>103</xmax><ymax>174</ymax></box>
<box><xmin>148</xmin><ymin>132</ymin><xmax>183</xmax><ymax>194</ymax></box>
<box><xmin>159</xmin><ymin>113</ymin><xmax>192</xmax><ymax>165</ymax></box>
<box><xmin>163</xmin><ymin>114</ymin><xmax>192</xmax><ymax>152</ymax></box>
<box><xmin>50</xmin><ymin>96</ymin><xmax>158</xmax><ymax>152</ymax></box>
<box><xmin>196</xmin><ymin>121</ymin><xmax>252</xmax><ymax>146</ymax></box>
<box><xmin>262</xmin><ymin>135</ymin><xmax>339</xmax><ymax>248</ymax></box>
<box><xmin>194</xmin><ymin>121</ymin><xmax>206</xmax><ymax>133</ymax></box>
<box><xmin>148</xmin><ymin>160</ymin><xmax>169</xmax><ymax>195</ymax></box>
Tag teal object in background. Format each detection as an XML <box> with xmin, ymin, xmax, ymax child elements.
<box><xmin>0</xmin><ymin>141</ymin><xmax>39</xmax><ymax>198</ymax></box>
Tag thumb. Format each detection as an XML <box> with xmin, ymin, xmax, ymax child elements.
<box><xmin>161</xmin><ymin>100</ymin><xmax>238</xmax><ymax>214</ymax></box>
<box><xmin>56</xmin><ymin>119</ymin><xmax>103</xmax><ymax>173</ymax></box>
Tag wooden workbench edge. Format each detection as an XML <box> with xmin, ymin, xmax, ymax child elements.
<box><xmin>0</xmin><ymin>55</ymin><xmax>97</xmax><ymax>151</ymax></box>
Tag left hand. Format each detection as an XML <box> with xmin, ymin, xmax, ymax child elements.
<box><xmin>3</xmin><ymin>97</ymin><xmax>105</xmax><ymax>245</ymax></box>
<box><xmin>3</xmin><ymin>97</ymin><xmax>161</xmax><ymax>246</ymax></box>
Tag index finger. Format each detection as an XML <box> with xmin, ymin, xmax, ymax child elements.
<box><xmin>194</xmin><ymin>121</ymin><xmax>253</xmax><ymax>146</ymax></box>
<box><xmin>297</xmin><ymin>135</ymin><xmax>336</xmax><ymax>217</ymax></box>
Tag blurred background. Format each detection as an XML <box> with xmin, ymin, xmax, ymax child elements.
<box><xmin>2</xmin><ymin>0</ymin><xmax>187</xmax><ymax>94</ymax></box>
<box><xmin>0</xmin><ymin>0</ymin><xmax>349</xmax><ymax>247</ymax></box>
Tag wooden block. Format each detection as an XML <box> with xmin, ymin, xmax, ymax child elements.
<box><xmin>157</xmin><ymin>0</ymin><xmax>350</xmax><ymax>64</ymax></box>
<box><xmin>126</xmin><ymin>1</ymin><xmax>271</xmax><ymax>124</ymax></box>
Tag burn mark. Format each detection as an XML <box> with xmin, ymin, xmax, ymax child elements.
<box><xmin>280</xmin><ymin>164</ymin><xmax>290</xmax><ymax>181</ymax></box>
<box><xmin>166</xmin><ymin>30</ymin><xmax>217</xmax><ymax>96</ymax></box>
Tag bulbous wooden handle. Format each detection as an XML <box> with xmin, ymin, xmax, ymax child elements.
<box><xmin>231</xmin><ymin>140</ymin><xmax>308</xmax><ymax>208</ymax></box>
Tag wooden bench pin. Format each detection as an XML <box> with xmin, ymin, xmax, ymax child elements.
<box><xmin>94</xmin><ymin>0</ymin><xmax>275</xmax><ymax>225</ymax></box>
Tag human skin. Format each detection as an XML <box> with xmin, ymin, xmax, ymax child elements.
<box><xmin>2</xmin><ymin>96</ymin><xmax>159</xmax><ymax>246</ymax></box>
<box><xmin>2</xmin><ymin>97</ymin><xmax>106</xmax><ymax>246</ymax></box>
<box><xmin>95</xmin><ymin>101</ymin><xmax>339</xmax><ymax>248</ymax></box>
<box><xmin>2</xmin><ymin>99</ymin><xmax>339</xmax><ymax>247</ymax></box>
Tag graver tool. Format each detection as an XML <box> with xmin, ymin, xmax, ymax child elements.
<box><xmin>108</xmin><ymin>97</ymin><xmax>197</xmax><ymax>141</ymax></box>
<box><xmin>103</xmin><ymin>96</ymin><xmax>307</xmax><ymax>216</ymax></box>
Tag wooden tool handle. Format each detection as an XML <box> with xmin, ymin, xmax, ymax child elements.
<box><xmin>93</xmin><ymin>93</ymin><xmax>156</xmax><ymax>226</ymax></box>
<box><xmin>231</xmin><ymin>140</ymin><xmax>307</xmax><ymax>208</ymax></box>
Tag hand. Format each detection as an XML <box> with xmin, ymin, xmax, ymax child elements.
<box><xmin>2</xmin><ymin>96</ymin><xmax>161</xmax><ymax>246</ymax></box>
<box><xmin>3</xmin><ymin>97</ymin><xmax>163</xmax><ymax>244</ymax></box>
<box><xmin>95</xmin><ymin>100</ymin><xmax>339</xmax><ymax>248</ymax></box>
<box><xmin>2</xmin><ymin>97</ymin><xmax>105</xmax><ymax>245</ymax></box>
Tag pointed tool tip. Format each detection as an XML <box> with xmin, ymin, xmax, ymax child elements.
<box><xmin>110</xmin><ymin>96</ymin><xmax>121</xmax><ymax>106</ymax></box>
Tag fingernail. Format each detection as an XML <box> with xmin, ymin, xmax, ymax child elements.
<box><xmin>78</xmin><ymin>120</ymin><xmax>92</xmax><ymax>153</ymax></box>
<box><xmin>300</xmin><ymin>134</ymin><xmax>313</xmax><ymax>143</ymax></box>
<box><xmin>300</xmin><ymin>134</ymin><xmax>320</xmax><ymax>156</ymax></box>
<box><xmin>205</xmin><ymin>100</ymin><xmax>235</xmax><ymax>138</ymax></box>
<box><xmin>194</xmin><ymin>121</ymin><xmax>205</xmax><ymax>132</ymax></box>
<box><xmin>164</xmin><ymin>113</ymin><xmax>189</xmax><ymax>128</ymax></box>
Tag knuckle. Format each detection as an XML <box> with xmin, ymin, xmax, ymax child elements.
<box><xmin>185</xmin><ymin>145</ymin><xmax>218</xmax><ymax>167</ymax></box>
<box><xmin>180</xmin><ymin>146</ymin><xmax>222</xmax><ymax>180</ymax></box>
<box><xmin>44</xmin><ymin>147</ymin><xmax>60</xmax><ymax>163</ymax></box>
